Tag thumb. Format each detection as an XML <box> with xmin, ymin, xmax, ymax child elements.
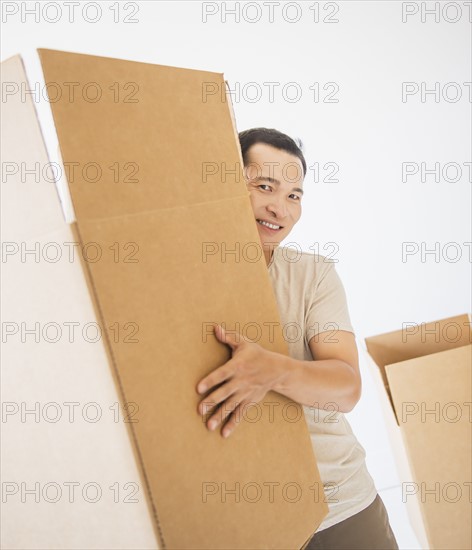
<box><xmin>214</xmin><ymin>324</ymin><xmax>241</xmax><ymax>351</ymax></box>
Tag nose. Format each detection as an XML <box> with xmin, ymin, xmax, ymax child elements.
<box><xmin>266</xmin><ymin>196</ymin><xmax>288</xmax><ymax>220</ymax></box>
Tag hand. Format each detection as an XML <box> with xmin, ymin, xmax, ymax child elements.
<box><xmin>196</xmin><ymin>324</ymin><xmax>284</xmax><ymax>438</ymax></box>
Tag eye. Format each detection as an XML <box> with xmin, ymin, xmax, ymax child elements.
<box><xmin>289</xmin><ymin>193</ymin><xmax>301</xmax><ymax>201</ymax></box>
<box><xmin>258</xmin><ymin>184</ymin><xmax>272</xmax><ymax>191</ymax></box>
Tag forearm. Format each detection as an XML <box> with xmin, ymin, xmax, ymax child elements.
<box><xmin>269</xmin><ymin>353</ymin><xmax>361</xmax><ymax>413</ymax></box>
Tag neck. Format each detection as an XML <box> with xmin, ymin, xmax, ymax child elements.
<box><xmin>264</xmin><ymin>245</ymin><xmax>276</xmax><ymax>267</ymax></box>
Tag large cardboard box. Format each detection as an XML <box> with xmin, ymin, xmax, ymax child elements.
<box><xmin>1</xmin><ymin>50</ymin><xmax>328</xmax><ymax>549</ymax></box>
<box><xmin>365</xmin><ymin>314</ymin><xmax>472</xmax><ymax>550</ymax></box>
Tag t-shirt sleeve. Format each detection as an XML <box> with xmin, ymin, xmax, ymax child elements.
<box><xmin>305</xmin><ymin>260</ymin><xmax>355</xmax><ymax>345</ymax></box>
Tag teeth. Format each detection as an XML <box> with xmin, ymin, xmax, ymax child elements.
<box><xmin>257</xmin><ymin>219</ymin><xmax>281</xmax><ymax>230</ymax></box>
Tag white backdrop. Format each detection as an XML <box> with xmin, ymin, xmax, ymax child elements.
<box><xmin>2</xmin><ymin>1</ymin><xmax>471</xmax><ymax>548</ymax></box>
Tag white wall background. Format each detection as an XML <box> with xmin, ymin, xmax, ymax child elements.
<box><xmin>2</xmin><ymin>1</ymin><xmax>471</xmax><ymax>548</ymax></box>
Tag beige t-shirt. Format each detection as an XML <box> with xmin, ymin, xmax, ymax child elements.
<box><xmin>267</xmin><ymin>245</ymin><xmax>377</xmax><ymax>532</ymax></box>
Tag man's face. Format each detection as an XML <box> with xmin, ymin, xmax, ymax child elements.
<box><xmin>244</xmin><ymin>143</ymin><xmax>304</xmax><ymax>259</ymax></box>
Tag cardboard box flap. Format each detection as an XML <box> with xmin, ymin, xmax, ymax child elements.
<box><xmin>38</xmin><ymin>48</ymin><xmax>327</xmax><ymax>549</ymax></box>
<box><xmin>386</xmin><ymin>343</ymin><xmax>472</xmax><ymax>426</ymax></box>
<box><xmin>37</xmin><ymin>49</ymin><xmax>248</xmax><ymax>223</ymax></box>
<box><xmin>365</xmin><ymin>313</ymin><xmax>471</xmax><ymax>407</ymax></box>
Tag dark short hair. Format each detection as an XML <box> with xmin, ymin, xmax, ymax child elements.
<box><xmin>238</xmin><ymin>127</ymin><xmax>307</xmax><ymax>178</ymax></box>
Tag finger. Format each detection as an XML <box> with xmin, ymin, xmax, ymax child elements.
<box><xmin>206</xmin><ymin>394</ymin><xmax>246</xmax><ymax>433</ymax></box>
<box><xmin>197</xmin><ymin>358</ymin><xmax>237</xmax><ymax>394</ymax></box>
<box><xmin>221</xmin><ymin>401</ymin><xmax>250</xmax><ymax>438</ymax></box>
<box><xmin>214</xmin><ymin>324</ymin><xmax>242</xmax><ymax>351</ymax></box>
<box><xmin>198</xmin><ymin>380</ymin><xmax>239</xmax><ymax>415</ymax></box>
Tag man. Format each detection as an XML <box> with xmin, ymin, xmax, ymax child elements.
<box><xmin>196</xmin><ymin>128</ymin><xmax>398</xmax><ymax>549</ymax></box>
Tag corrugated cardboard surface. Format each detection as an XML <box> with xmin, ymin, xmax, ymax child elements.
<box><xmin>365</xmin><ymin>314</ymin><xmax>472</xmax><ymax>550</ymax></box>
<box><xmin>1</xmin><ymin>55</ymin><xmax>157</xmax><ymax>550</ymax></box>
<box><xmin>38</xmin><ymin>49</ymin><xmax>327</xmax><ymax>549</ymax></box>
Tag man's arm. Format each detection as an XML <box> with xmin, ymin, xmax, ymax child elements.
<box><xmin>197</xmin><ymin>325</ymin><xmax>362</xmax><ymax>438</ymax></box>
<box><xmin>270</xmin><ymin>330</ymin><xmax>361</xmax><ymax>413</ymax></box>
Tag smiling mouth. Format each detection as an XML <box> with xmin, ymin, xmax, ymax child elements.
<box><xmin>256</xmin><ymin>219</ymin><xmax>283</xmax><ymax>231</ymax></box>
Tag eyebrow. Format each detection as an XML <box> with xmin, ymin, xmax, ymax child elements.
<box><xmin>252</xmin><ymin>176</ymin><xmax>304</xmax><ymax>196</ymax></box>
